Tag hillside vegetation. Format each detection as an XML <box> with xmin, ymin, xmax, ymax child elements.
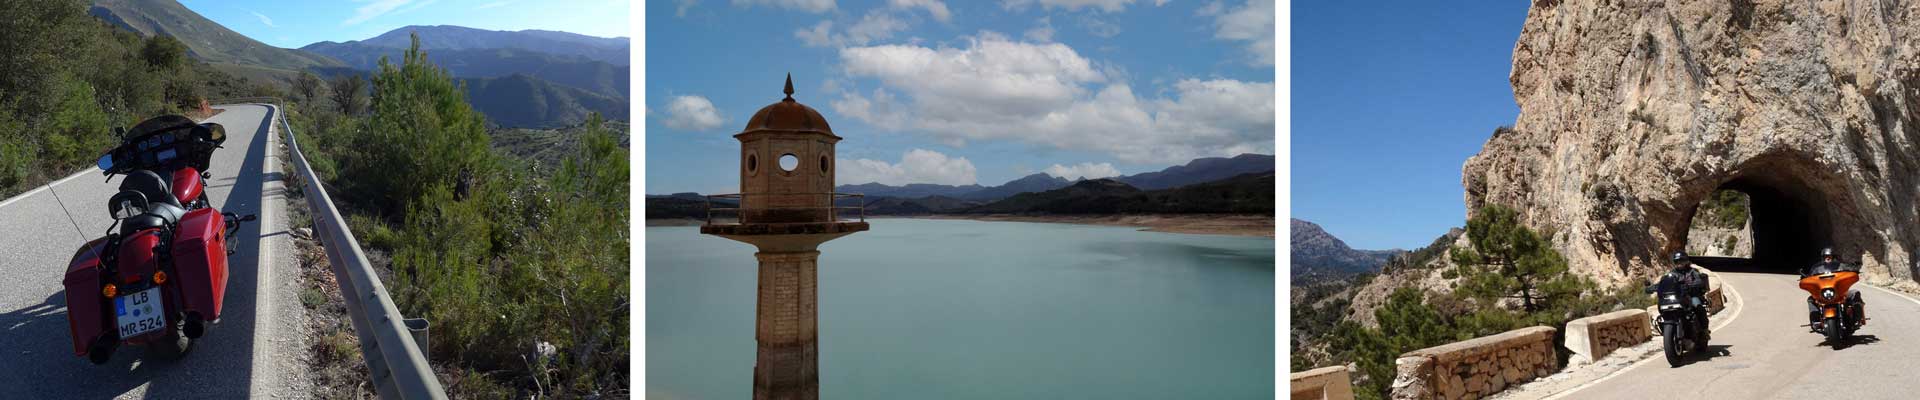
<box><xmin>88</xmin><ymin>0</ymin><xmax>342</xmax><ymax>72</ymax></box>
<box><xmin>0</xmin><ymin>0</ymin><xmax>279</xmax><ymax>198</ymax></box>
<box><xmin>1291</xmin><ymin>205</ymin><xmax>1653</xmax><ymax>400</ymax></box>
<box><xmin>289</xmin><ymin>35</ymin><xmax>627</xmax><ymax>397</ymax></box>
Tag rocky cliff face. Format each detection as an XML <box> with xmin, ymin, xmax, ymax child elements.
<box><xmin>1466</xmin><ymin>0</ymin><xmax>1920</xmax><ymax>285</ymax></box>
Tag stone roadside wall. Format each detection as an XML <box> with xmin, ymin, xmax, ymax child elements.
<box><xmin>1289</xmin><ymin>365</ymin><xmax>1355</xmax><ymax>400</ymax></box>
<box><xmin>1389</xmin><ymin>326</ymin><xmax>1557</xmax><ymax>400</ymax></box>
<box><xmin>1563</xmin><ymin>309</ymin><xmax>1650</xmax><ymax>366</ymax></box>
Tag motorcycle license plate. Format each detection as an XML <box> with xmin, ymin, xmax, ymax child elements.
<box><xmin>115</xmin><ymin>288</ymin><xmax>166</xmax><ymax>338</ymax></box>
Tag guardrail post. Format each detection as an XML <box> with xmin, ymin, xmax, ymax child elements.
<box><xmin>404</xmin><ymin>318</ymin><xmax>430</xmax><ymax>355</ymax></box>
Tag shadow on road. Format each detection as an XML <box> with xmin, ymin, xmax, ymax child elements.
<box><xmin>1824</xmin><ymin>334</ymin><xmax>1881</xmax><ymax>350</ymax></box>
<box><xmin>1669</xmin><ymin>344</ymin><xmax>1734</xmax><ymax>368</ymax></box>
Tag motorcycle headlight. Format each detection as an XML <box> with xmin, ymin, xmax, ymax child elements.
<box><xmin>1663</xmin><ymin>294</ymin><xmax>1678</xmax><ymax>303</ymax></box>
<box><xmin>1822</xmin><ymin>289</ymin><xmax>1836</xmax><ymax>300</ymax></box>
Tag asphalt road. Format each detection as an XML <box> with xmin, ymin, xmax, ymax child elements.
<box><xmin>0</xmin><ymin>105</ymin><xmax>307</xmax><ymax>399</ymax></box>
<box><xmin>1559</xmin><ymin>264</ymin><xmax>1920</xmax><ymax>399</ymax></box>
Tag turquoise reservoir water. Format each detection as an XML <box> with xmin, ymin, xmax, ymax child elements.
<box><xmin>645</xmin><ymin>218</ymin><xmax>1275</xmax><ymax>399</ymax></box>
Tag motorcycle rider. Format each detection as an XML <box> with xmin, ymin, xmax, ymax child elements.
<box><xmin>1801</xmin><ymin>247</ymin><xmax>1865</xmax><ymax>328</ymax></box>
<box><xmin>1656</xmin><ymin>252</ymin><xmax>1712</xmax><ymax>340</ymax></box>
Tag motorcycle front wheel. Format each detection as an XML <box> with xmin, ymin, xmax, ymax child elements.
<box><xmin>1662</xmin><ymin>324</ymin><xmax>1681</xmax><ymax>367</ymax></box>
<box><xmin>1823</xmin><ymin>317</ymin><xmax>1844</xmax><ymax>347</ymax></box>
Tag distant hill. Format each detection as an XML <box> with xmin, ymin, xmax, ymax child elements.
<box><xmin>88</xmin><ymin>0</ymin><xmax>342</xmax><ymax>74</ymax></box>
<box><xmin>302</xmin><ymin>44</ymin><xmax>628</xmax><ymax>100</ymax></box>
<box><xmin>1290</xmin><ymin>219</ymin><xmax>1399</xmax><ymax>280</ymax></box>
<box><xmin>834</xmin><ymin>153</ymin><xmax>1272</xmax><ymax>202</ymax></box>
<box><xmin>303</xmin><ymin>25</ymin><xmax>628</xmax><ymax>66</ymax></box>
<box><xmin>967</xmin><ymin>172</ymin><xmax>1274</xmax><ymax>215</ymax></box>
<box><xmin>1115</xmin><ymin>153</ymin><xmax>1275</xmax><ymax>190</ymax></box>
<box><xmin>462</xmin><ymin>74</ymin><xmax>629</xmax><ymax>129</ymax></box>
<box><xmin>960</xmin><ymin>173</ymin><xmax>1075</xmax><ymax>201</ymax></box>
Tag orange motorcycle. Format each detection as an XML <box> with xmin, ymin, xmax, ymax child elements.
<box><xmin>1798</xmin><ymin>267</ymin><xmax>1866</xmax><ymax>347</ymax></box>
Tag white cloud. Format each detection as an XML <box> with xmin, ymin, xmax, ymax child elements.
<box><xmin>1155</xmin><ymin>0</ymin><xmax>1170</xmax><ymax>5</ymax></box>
<box><xmin>1207</xmin><ymin>0</ymin><xmax>1273</xmax><ymax>66</ymax></box>
<box><xmin>889</xmin><ymin>0</ymin><xmax>951</xmax><ymax>22</ymax></box>
<box><xmin>477</xmin><ymin>1</ymin><xmax>512</xmax><ymax>9</ymax></box>
<box><xmin>659</xmin><ymin>95</ymin><xmax>725</xmax><ymax>131</ymax></box>
<box><xmin>344</xmin><ymin>0</ymin><xmax>411</xmax><ymax>25</ymax></box>
<box><xmin>733</xmin><ymin>0</ymin><xmax>835</xmax><ymax>13</ymax></box>
<box><xmin>1045</xmin><ymin>162</ymin><xmax>1120</xmax><ymax>180</ymax></box>
<box><xmin>1001</xmin><ymin>0</ymin><xmax>1134</xmax><ymax>12</ymax></box>
<box><xmin>829</xmin><ymin>88</ymin><xmax>911</xmax><ymax>130</ymax></box>
<box><xmin>676</xmin><ymin>0</ymin><xmax>698</xmax><ymax>17</ymax></box>
<box><xmin>1078</xmin><ymin>16</ymin><xmax>1120</xmax><ymax>38</ymax></box>
<box><xmin>835</xmin><ymin>34</ymin><xmax>1274</xmax><ymax>164</ymax></box>
<box><xmin>795</xmin><ymin>11</ymin><xmax>907</xmax><ymax>47</ymax></box>
<box><xmin>1023</xmin><ymin>16</ymin><xmax>1054</xmax><ymax>41</ymax></box>
<box><xmin>837</xmin><ymin>149</ymin><xmax>978</xmax><ymax>185</ymax></box>
<box><xmin>251</xmin><ymin>11</ymin><xmax>276</xmax><ymax>27</ymax></box>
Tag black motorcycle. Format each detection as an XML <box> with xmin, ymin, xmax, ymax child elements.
<box><xmin>1646</xmin><ymin>272</ymin><xmax>1711</xmax><ymax>367</ymax></box>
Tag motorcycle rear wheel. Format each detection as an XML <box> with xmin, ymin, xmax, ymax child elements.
<box><xmin>1662</xmin><ymin>324</ymin><xmax>1681</xmax><ymax>367</ymax></box>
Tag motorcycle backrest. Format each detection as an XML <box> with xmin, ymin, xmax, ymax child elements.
<box><xmin>106</xmin><ymin>190</ymin><xmax>147</xmax><ymax>220</ymax></box>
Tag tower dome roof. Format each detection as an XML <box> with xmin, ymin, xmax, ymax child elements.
<box><xmin>742</xmin><ymin>74</ymin><xmax>835</xmax><ymax>136</ymax></box>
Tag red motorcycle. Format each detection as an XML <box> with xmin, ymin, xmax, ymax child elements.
<box><xmin>63</xmin><ymin>115</ymin><xmax>253</xmax><ymax>364</ymax></box>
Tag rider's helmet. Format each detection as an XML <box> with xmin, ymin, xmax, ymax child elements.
<box><xmin>1671</xmin><ymin>252</ymin><xmax>1690</xmax><ymax>269</ymax></box>
<box><xmin>1822</xmin><ymin>247</ymin><xmax>1835</xmax><ymax>263</ymax></box>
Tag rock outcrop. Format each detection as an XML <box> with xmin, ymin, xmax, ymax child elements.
<box><xmin>1465</xmin><ymin>0</ymin><xmax>1920</xmax><ymax>285</ymax></box>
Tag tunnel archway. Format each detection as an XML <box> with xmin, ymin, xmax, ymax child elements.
<box><xmin>1681</xmin><ymin>156</ymin><xmax>1845</xmax><ymax>274</ymax></box>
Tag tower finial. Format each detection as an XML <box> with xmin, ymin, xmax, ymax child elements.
<box><xmin>784</xmin><ymin>73</ymin><xmax>795</xmax><ymax>101</ymax></box>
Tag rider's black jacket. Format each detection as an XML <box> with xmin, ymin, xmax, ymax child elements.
<box><xmin>1655</xmin><ymin>266</ymin><xmax>1710</xmax><ymax>300</ymax></box>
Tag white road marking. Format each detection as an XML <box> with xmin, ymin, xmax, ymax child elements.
<box><xmin>1540</xmin><ymin>269</ymin><xmax>1746</xmax><ymax>400</ymax></box>
<box><xmin>1859</xmin><ymin>281</ymin><xmax>1920</xmax><ymax>308</ymax></box>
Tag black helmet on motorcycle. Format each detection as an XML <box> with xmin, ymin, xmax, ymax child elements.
<box><xmin>1671</xmin><ymin>252</ymin><xmax>1690</xmax><ymax>267</ymax></box>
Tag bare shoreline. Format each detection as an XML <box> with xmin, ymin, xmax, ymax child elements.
<box><xmin>646</xmin><ymin>214</ymin><xmax>1275</xmax><ymax>238</ymax></box>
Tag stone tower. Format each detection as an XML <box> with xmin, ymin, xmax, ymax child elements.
<box><xmin>701</xmin><ymin>74</ymin><xmax>869</xmax><ymax>400</ymax></box>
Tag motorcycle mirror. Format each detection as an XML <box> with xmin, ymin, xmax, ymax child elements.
<box><xmin>96</xmin><ymin>154</ymin><xmax>113</xmax><ymax>171</ymax></box>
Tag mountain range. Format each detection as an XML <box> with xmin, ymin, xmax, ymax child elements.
<box><xmin>833</xmin><ymin>153</ymin><xmax>1274</xmax><ymax>202</ymax></box>
<box><xmin>86</xmin><ymin>0</ymin><xmax>628</xmax><ymax>129</ymax></box>
<box><xmin>1290</xmin><ymin>219</ymin><xmax>1400</xmax><ymax>280</ymax></box>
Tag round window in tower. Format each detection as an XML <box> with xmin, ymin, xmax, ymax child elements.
<box><xmin>778</xmin><ymin>153</ymin><xmax>799</xmax><ymax>173</ymax></box>
<box><xmin>746</xmin><ymin>153</ymin><xmax>758</xmax><ymax>176</ymax></box>
<box><xmin>819</xmin><ymin>154</ymin><xmax>831</xmax><ymax>176</ymax></box>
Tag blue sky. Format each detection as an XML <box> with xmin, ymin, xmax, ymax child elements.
<box><xmin>182</xmin><ymin>0</ymin><xmax>630</xmax><ymax>48</ymax></box>
<box><xmin>1291</xmin><ymin>2</ymin><xmax>1530</xmax><ymax>250</ymax></box>
<box><xmin>645</xmin><ymin>0</ymin><xmax>1277</xmax><ymax>195</ymax></box>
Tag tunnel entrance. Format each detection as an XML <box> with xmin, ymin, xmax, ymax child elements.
<box><xmin>1684</xmin><ymin>174</ymin><xmax>1834</xmax><ymax>274</ymax></box>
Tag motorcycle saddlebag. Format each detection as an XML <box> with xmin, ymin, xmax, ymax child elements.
<box><xmin>170</xmin><ymin>208</ymin><xmax>229</xmax><ymax>321</ymax></box>
<box><xmin>62</xmin><ymin>238</ymin><xmax>110</xmax><ymax>356</ymax></box>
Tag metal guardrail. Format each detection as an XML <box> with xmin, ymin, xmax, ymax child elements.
<box><xmin>703</xmin><ymin>192</ymin><xmax>867</xmax><ymax>225</ymax></box>
<box><xmin>256</xmin><ymin>102</ymin><xmax>448</xmax><ymax>399</ymax></box>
